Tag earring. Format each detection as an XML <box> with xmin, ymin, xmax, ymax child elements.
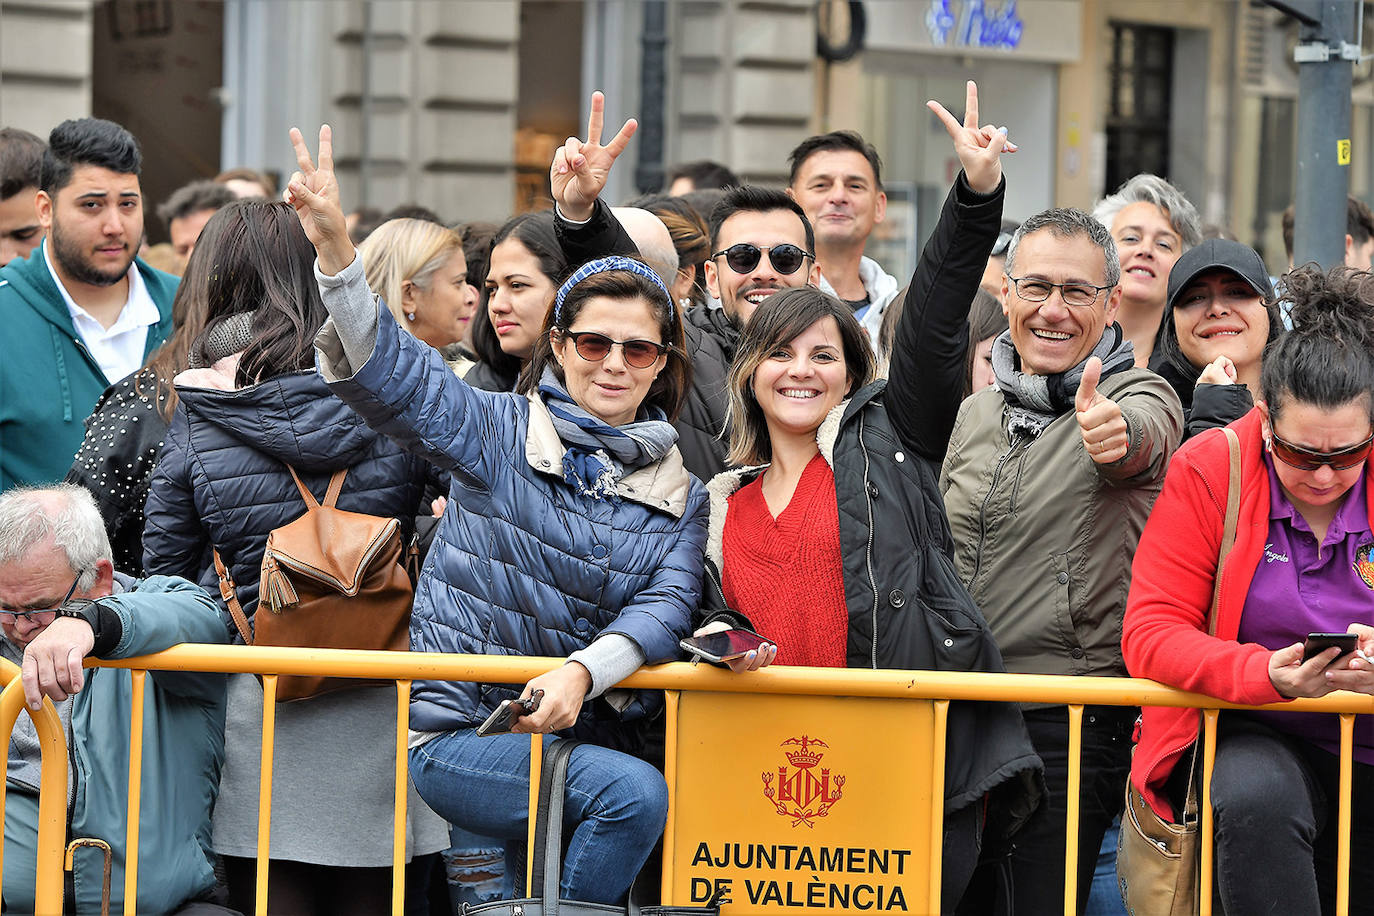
<box><xmin>406</xmin><ymin>312</ymin><xmax>416</xmax><ymax>322</ymax></box>
<box><xmin>679</xmin><ymin>297</ymin><xmax>691</xmax><ymax>308</ymax></box>
<box><xmin>1264</xmin><ymin>437</ymin><xmax>1273</xmax><ymax>453</ymax></box>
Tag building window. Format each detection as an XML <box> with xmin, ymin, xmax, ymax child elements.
<box><xmin>1105</xmin><ymin>23</ymin><xmax>1174</xmax><ymax>193</ymax></box>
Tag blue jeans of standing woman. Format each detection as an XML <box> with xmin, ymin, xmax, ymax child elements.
<box><xmin>409</xmin><ymin>729</ymin><xmax>669</xmax><ymax>905</ymax></box>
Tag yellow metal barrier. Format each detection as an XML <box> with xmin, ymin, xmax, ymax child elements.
<box><xmin>4</xmin><ymin>646</ymin><xmax>1370</xmax><ymax>915</ymax></box>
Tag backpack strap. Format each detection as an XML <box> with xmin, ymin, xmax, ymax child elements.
<box><xmin>213</xmin><ymin>548</ymin><xmax>254</xmax><ymax>644</ymax></box>
<box><xmin>322</xmin><ymin>468</ymin><xmax>348</xmax><ymax>508</ymax></box>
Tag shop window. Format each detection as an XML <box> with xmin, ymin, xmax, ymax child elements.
<box><xmin>1105</xmin><ymin>23</ymin><xmax>1173</xmax><ymax>193</ymax></box>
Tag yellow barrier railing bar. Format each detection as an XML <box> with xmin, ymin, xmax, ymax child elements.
<box><xmin>1338</xmin><ymin>712</ymin><xmax>1354</xmax><ymax>915</ymax></box>
<box><xmin>256</xmin><ymin>674</ymin><xmax>278</xmax><ymax>916</ymax></box>
<box><xmin>1064</xmin><ymin>704</ymin><xmax>1083</xmax><ymax>916</ymax></box>
<box><xmin>122</xmin><ymin>670</ymin><xmax>146</xmax><ymax>915</ymax></box>
<box><xmin>1199</xmin><ymin>708</ymin><xmax>1217</xmax><ymax>916</ymax></box>
<box><xmin>393</xmin><ymin>679</ymin><xmax>410</xmax><ymax>916</ymax></box>
<box><xmin>0</xmin><ymin>664</ymin><xmax>68</xmax><ymax>913</ymax></box>
<box><xmin>928</xmin><ymin>699</ymin><xmax>948</xmax><ymax>915</ymax></box>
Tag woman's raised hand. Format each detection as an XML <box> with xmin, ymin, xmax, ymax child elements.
<box><xmin>286</xmin><ymin>125</ymin><xmax>354</xmax><ymax>276</ymax></box>
<box><xmin>926</xmin><ymin>80</ymin><xmax>1016</xmax><ymax>196</ymax></box>
<box><xmin>550</xmin><ymin>91</ymin><xmax>638</xmax><ymax>223</ymax></box>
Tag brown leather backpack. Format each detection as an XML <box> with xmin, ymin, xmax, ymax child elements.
<box><xmin>213</xmin><ymin>465</ymin><xmax>413</xmax><ymax>701</ymax></box>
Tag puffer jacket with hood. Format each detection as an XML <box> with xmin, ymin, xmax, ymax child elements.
<box><xmin>314</xmin><ymin>257</ymin><xmax>709</xmax><ymax>749</ymax></box>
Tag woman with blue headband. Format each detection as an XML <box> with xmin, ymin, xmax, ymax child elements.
<box><xmin>286</xmin><ymin>126</ymin><xmax>705</xmax><ymax>906</ymax></box>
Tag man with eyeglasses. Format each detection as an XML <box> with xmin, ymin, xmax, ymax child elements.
<box><xmin>940</xmin><ymin>207</ymin><xmax>1183</xmax><ymax>914</ymax></box>
<box><xmin>0</xmin><ymin>485</ymin><xmax>234</xmax><ymax>915</ymax></box>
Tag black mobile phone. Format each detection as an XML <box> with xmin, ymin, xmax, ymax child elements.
<box><xmin>679</xmin><ymin>629</ymin><xmax>768</xmax><ymax>664</ymax></box>
<box><xmin>475</xmin><ymin>689</ymin><xmax>544</xmax><ymax>737</ymax></box>
<box><xmin>1302</xmin><ymin>632</ymin><xmax>1359</xmax><ymax>663</ymax></box>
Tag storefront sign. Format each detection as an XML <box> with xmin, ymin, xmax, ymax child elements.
<box><xmin>665</xmin><ymin>692</ymin><xmax>940</xmax><ymax>913</ymax></box>
<box><xmin>926</xmin><ymin>0</ymin><xmax>1023</xmax><ymax>52</ymax></box>
<box><xmin>865</xmin><ymin>0</ymin><xmax>1081</xmax><ymax>63</ymax></box>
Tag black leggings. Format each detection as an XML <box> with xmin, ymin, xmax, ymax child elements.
<box><xmin>221</xmin><ymin>854</ymin><xmax>444</xmax><ymax>916</ymax></box>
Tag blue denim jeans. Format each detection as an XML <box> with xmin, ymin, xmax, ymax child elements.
<box><xmin>408</xmin><ymin>729</ymin><xmax>668</xmax><ymax>905</ymax></box>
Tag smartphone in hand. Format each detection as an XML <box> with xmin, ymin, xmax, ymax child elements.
<box><xmin>680</xmin><ymin>629</ymin><xmax>769</xmax><ymax>664</ymax></box>
<box><xmin>1302</xmin><ymin>632</ymin><xmax>1359</xmax><ymax>664</ymax></box>
<box><xmin>476</xmin><ymin>689</ymin><xmax>544</xmax><ymax>737</ymax></box>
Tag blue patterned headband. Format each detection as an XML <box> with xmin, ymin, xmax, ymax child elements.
<box><xmin>553</xmin><ymin>256</ymin><xmax>674</xmax><ymax>325</ymax></box>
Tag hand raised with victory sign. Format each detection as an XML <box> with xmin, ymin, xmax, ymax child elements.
<box><xmin>1076</xmin><ymin>357</ymin><xmax>1130</xmax><ymax>464</ymax></box>
<box><xmin>925</xmin><ymin>80</ymin><xmax>1018</xmax><ymax>195</ymax></box>
<box><xmin>550</xmin><ymin>91</ymin><xmax>638</xmax><ymax>223</ymax></box>
<box><xmin>284</xmin><ymin>125</ymin><xmax>353</xmax><ymax>276</ymax></box>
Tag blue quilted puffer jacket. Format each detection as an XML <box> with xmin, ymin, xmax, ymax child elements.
<box><xmin>316</xmin><ymin>291</ymin><xmax>708</xmax><ymax>745</ymax></box>
<box><xmin>142</xmin><ymin>368</ymin><xmax>430</xmax><ymax>624</ymax></box>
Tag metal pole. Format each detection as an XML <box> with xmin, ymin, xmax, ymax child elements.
<box><xmin>359</xmin><ymin>0</ymin><xmax>374</xmax><ymax>209</ymax></box>
<box><xmin>635</xmin><ymin>0</ymin><xmax>668</xmax><ymax>194</ymax></box>
<box><xmin>1290</xmin><ymin>0</ymin><xmax>1357</xmax><ymax>269</ymax></box>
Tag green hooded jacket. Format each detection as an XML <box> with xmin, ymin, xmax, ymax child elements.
<box><xmin>0</xmin><ymin>243</ymin><xmax>177</xmax><ymax>490</ymax></box>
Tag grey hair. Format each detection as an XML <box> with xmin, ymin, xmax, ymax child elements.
<box><xmin>0</xmin><ymin>485</ymin><xmax>111</xmax><ymax>590</ymax></box>
<box><xmin>1004</xmin><ymin>208</ymin><xmax>1122</xmax><ymax>288</ymax></box>
<box><xmin>1092</xmin><ymin>173</ymin><xmax>1203</xmax><ymax>251</ymax></box>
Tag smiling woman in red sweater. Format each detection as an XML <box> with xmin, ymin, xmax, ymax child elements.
<box><xmin>1124</xmin><ymin>266</ymin><xmax>1374</xmax><ymax>914</ymax></box>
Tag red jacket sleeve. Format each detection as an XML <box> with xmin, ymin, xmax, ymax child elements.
<box><xmin>1123</xmin><ymin>445</ymin><xmax>1283</xmax><ymax>706</ymax></box>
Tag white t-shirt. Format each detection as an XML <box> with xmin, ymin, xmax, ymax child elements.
<box><xmin>43</xmin><ymin>240</ymin><xmax>161</xmax><ymax>384</ymax></box>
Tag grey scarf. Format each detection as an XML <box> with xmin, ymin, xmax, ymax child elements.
<box><xmin>991</xmin><ymin>324</ymin><xmax>1135</xmax><ymax>438</ymax></box>
<box><xmin>190</xmin><ymin>310</ymin><xmax>257</xmax><ymax>368</ymax></box>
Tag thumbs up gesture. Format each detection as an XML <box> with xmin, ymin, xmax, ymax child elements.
<box><xmin>1076</xmin><ymin>357</ymin><xmax>1128</xmax><ymax>464</ymax></box>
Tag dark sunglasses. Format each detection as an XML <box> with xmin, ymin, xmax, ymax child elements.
<box><xmin>1268</xmin><ymin>431</ymin><xmax>1374</xmax><ymax>471</ymax></box>
<box><xmin>562</xmin><ymin>331</ymin><xmax>667</xmax><ymax>369</ymax></box>
<box><xmin>710</xmin><ymin>243</ymin><xmax>812</xmax><ymax>276</ymax></box>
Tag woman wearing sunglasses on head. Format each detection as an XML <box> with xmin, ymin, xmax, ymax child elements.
<box><xmin>285</xmin><ymin>125</ymin><xmax>706</xmax><ymax>907</ymax></box>
<box><xmin>1124</xmin><ymin>265</ymin><xmax>1374</xmax><ymax>914</ymax></box>
<box><xmin>690</xmin><ymin>83</ymin><xmax>1043</xmax><ymax>912</ymax></box>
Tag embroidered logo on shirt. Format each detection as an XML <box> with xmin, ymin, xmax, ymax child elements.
<box><xmin>1264</xmin><ymin>543</ymin><xmax>1290</xmax><ymax>564</ymax></box>
<box><xmin>1354</xmin><ymin>543</ymin><xmax>1374</xmax><ymax>589</ymax></box>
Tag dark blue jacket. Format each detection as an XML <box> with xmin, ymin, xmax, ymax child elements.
<box><xmin>141</xmin><ymin>367</ymin><xmax>429</xmax><ymax>627</ymax></box>
<box><xmin>315</xmin><ymin>280</ymin><xmax>708</xmax><ymax>745</ymax></box>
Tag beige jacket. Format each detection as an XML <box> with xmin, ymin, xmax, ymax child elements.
<box><xmin>939</xmin><ymin>368</ymin><xmax>1182</xmax><ymax>679</ymax></box>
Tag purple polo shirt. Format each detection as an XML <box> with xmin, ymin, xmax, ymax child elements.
<box><xmin>1236</xmin><ymin>454</ymin><xmax>1374</xmax><ymax>762</ymax></box>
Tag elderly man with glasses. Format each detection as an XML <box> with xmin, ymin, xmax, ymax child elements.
<box><xmin>939</xmin><ymin>207</ymin><xmax>1184</xmax><ymax>914</ymax></box>
<box><xmin>0</xmin><ymin>484</ymin><xmax>233</xmax><ymax>915</ymax></box>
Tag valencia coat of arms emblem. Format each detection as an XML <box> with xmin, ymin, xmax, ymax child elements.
<box><xmin>761</xmin><ymin>735</ymin><xmax>845</xmax><ymax>828</ymax></box>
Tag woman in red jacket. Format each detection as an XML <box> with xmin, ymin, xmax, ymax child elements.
<box><xmin>1123</xmin><ymin>265</ymin><xmax>1374</xmax><ymax>914</ymax></box>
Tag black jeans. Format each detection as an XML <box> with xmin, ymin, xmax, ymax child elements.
<box><xmin>1195</xmin><ymin>713</ymin><xmax>1374</xmax><ymax>916</ymax></box>
<box><xmin>960</xmin><ymin>704</ymin><xmax>1134</xmax><ymax>916</ymax></box>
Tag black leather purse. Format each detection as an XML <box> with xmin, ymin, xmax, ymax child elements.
<box><xmin>461</xmin><ymin>739</ymin><xmax>720</xmax><ymax>916</ymax></box>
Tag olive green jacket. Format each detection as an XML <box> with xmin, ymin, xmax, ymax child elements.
<box><xmin>939</xmin><ymin>368</ymin><xmax>1183</xmax><ymax>680</ymax></box>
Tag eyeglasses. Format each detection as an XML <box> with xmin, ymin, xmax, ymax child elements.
<box><xmin>0</xmin><ymin>571</ymin><xmax>82</xmax><ymax>625</ymax></box>
<box><xmin>562</xmin><ymin>331</ymin><xmax>668</xmax><ymax>369</ymax></box>
<box><xmin>1006</xmin><ymin>275</ymin><xmax>1115</xmax><ymax>308</ymax></box>
<box><xmin>711</xmin><ymin>243</ymin><xmax>813</xmax><ymax>276</ymax></box>
<box><xmin>1268</xmin><ymin>431</ymin><xmax>1374</xmax><ymax>471</ymax></box>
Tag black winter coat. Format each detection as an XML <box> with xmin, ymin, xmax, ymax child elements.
<box><xmin>698</xmin><ymin>174</ymin><xmax>1043</xmax><ymax>843</ymax></box>
<box><xmin>556</xmin><ymin>199</ymin><xmax>738</xmax><ymax>481</ymax></box>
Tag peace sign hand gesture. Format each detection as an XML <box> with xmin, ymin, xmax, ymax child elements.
<box><xmin>926</xmin><ymin>80</ymin><xmax>1017</xmax><ymax>195</ymax></box>
<box><xmin>286</xmin><ymin>125</ymin><xmax>354</xmax><ymax>276</ymax></box>
<box><xmin>551</xmin><ymin>91</ymin><xmax>638</xmax><ymax>222</ymax></box>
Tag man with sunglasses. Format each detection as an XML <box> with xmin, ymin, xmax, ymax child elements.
<box><xmin>940</xmin><ymin>207</ymin><xmax>1183</xmax><ymax>913</ymax></box>
<box><xmin>0</xmin><ymin>485</ymin><xmax>233</xmax><ymax>915</ymax></box>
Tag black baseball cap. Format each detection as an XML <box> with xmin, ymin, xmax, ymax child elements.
<box><xmin>1167</xmin><ymin>238</ymin><xmax>1272</xmax><ymax>309</ymax></box>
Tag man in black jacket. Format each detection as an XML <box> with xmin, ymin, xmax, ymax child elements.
<box><xmin>550</xmin><ymin>93</ymin><xmax>821</xmax><ymax>480</ymax></box>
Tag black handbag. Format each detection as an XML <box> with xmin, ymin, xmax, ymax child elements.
<box><xmin>462</xmin><ymin>739</ymin><xmax>720</xmax><ymax>916</ymax></box>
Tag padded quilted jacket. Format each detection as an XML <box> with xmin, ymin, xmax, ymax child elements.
<box><xmin>141</xmin><ymin>368</ymin><xmax>429</xmax><ymax>628</ymax></box>
<box><xmin>315</xmin><ymin>264</ymin><xmax>709</xmax><ymax>746</ymax></box>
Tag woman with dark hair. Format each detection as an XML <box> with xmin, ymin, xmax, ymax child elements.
<box><xmin>692</xmin><ymin>87</ymin><xmax>1042</xmax><ymax>911</ymax></box>
<box><xmin>1125</xmin><ymin>265</ymin><xmax>1374</xmax><ymax>914</ymax></box>
<box><xmin>1154</xmin><ymin>238</ymin><xmax>1284</xmax><ymax>439</ymax></box>
<box><xmin>66</xmin><ymin>212</ymin><xmax>229</xmax><ymax>574</ymax></box>
<box><xmin>467</xmin><ymin>210</ymin><xmax>571</xmax><ymax>391</ymax></box>
<box><xmin>286</xmin><ymin>125</ymin><xmax>707</xmax><ymax>906</ymax></box>
<box><xmin>141</xmin><ymin>199</ymin><xmax>450</xmax><ymax>914</ymax></box>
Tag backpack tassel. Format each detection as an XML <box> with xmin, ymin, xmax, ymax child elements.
<box><xmin>262</xmin><ymin>554</ymin><xmax>299</xmax><ymax>612</ymax></box>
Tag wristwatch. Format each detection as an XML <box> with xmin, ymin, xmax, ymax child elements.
<box><xmin>53</xmin><ymin>598</ymin><xmax>102</xmax><ymax>630</ymax></box>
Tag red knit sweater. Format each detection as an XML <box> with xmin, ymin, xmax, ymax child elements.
<box><xmin>721</xmin><ymin>453</ymin><xmax>848</xmax><ymax>667</ymax></box>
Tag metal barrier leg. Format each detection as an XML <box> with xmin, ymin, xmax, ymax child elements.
<box><xmin>393</xmin><ymin>680</ymin><xmax>410</xmax><ymax>916</ymax></box>
<box><xmin>928</xmin><ymin>700</ymin><xmax>949</xmax><ymax>915</ymax></box>
<box><xmin>256</xmin><ymin>675</ymin><xmax>279</xmax><ymax>916</ymax></box>
<box><xmin>1337</xmin><ymin>713</ymin><xmax>1354</xmax><ymax>916</ymax></box>
<box><xmin>526</xmin><ymin>734</ymin><xmax>542</xmax><ymax>895</ymax></box>
<box><xmin>0</xmin><ymin>676</ymin><xmax>67</xmax><ymax>914</ymax></box>
<box><xmin>661</xmin><ymin>690</ymin><xmax>679</xmax><ymax>905</ymax></box>
<box><xmin>123</xmin><ymin>670</ymin><xmax>146</xmax><ymax>916</ymax></box>
<box><xmin>1199</xmin><ymin>709</ymin><xmax>1217</xmax><ymax>916</ymax></box>
<box><xmin>1064</xmin><ymin>704</ymin><xmax>1083</xmax><ymax>916</ymax></box>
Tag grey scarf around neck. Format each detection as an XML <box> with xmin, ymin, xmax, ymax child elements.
<box><xmin>191</xmin><ymin>310</ymin><xmax>258</xmax><ymax>368</ymax></box>
<box><xmin>991</xmin><ymin>323</ymin><xmax>1135</xmax><ymax>439</ymax></box>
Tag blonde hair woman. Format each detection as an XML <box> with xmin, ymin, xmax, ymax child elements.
<box><xmin>358</xmin><ymin>218</ymin><xmax>478</xmax><ymax>362</ymax></box>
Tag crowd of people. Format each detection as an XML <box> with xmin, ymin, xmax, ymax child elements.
<box><xmin>1</xmin><ymin>76</ymin><xmax>1374</xmax><ymax>916</ymax></box>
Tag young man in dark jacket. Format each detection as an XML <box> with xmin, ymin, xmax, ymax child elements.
<box><xmin>0</xmin><ymin>118</ymin><xmax>177</xmax><ymax>491</ymax></box>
